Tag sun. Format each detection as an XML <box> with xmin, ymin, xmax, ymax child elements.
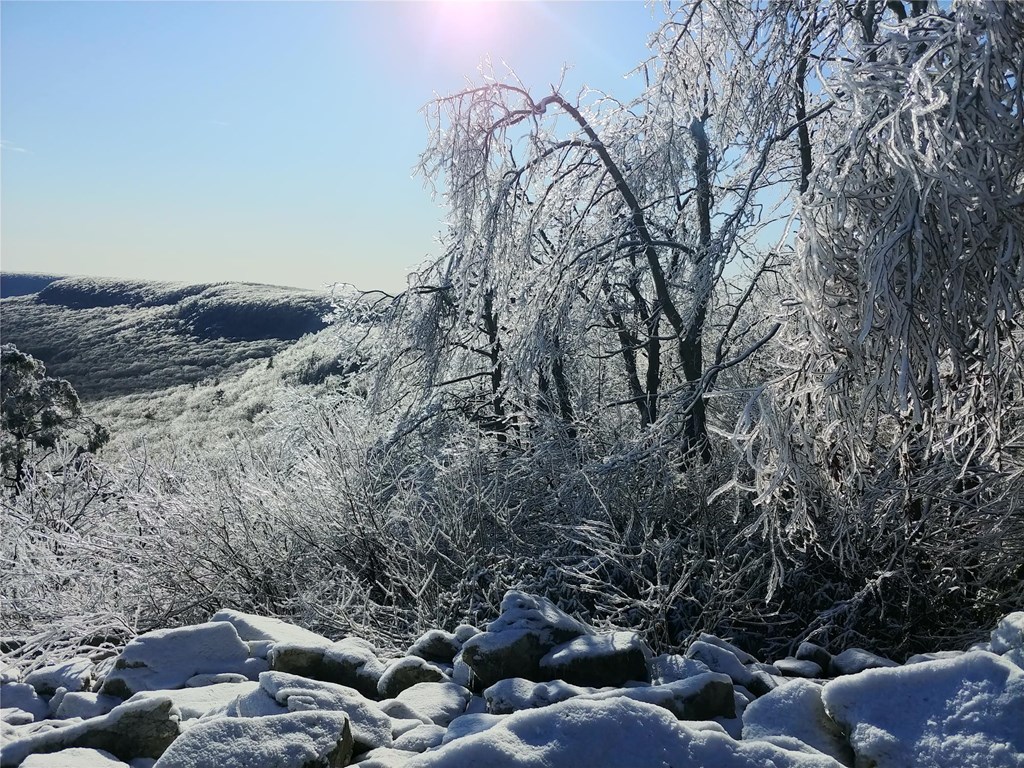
<box><xmin>430</xmin><ymin>0</ymin><xmax>508</xmax><ymax>52</ymax></box>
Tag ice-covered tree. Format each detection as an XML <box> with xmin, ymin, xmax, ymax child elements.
<box><xmin>367</xmin><ymin>1</ymin><xmax>844</xmax><ymax>465</ymax></box>
<box><xmin>1</xmin><ymin>344</ymin><xmax>109</xmax><ymax>490</ymax></box>
<box><xmin>738</xmin><ymin>0</ymin><xmax>1024</xmax><ymax>644</ymax></box>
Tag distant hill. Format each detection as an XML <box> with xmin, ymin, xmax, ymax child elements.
<box><xmin>0</xmin><ymin>272</ymin><xmax>63</xmax><ymax>298</ymax></box>
<box><xmin>0</xmin><ymin>273</ymin><xmax>335</xmax><ymax>400</ymax></box>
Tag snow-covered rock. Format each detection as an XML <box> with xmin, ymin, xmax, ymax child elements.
<box><xmin>392</xmin><ymin>723</ymin><xmax>446</xmax><ymax>752</ymax></box>
<box><xmin>0</xmin><ymin>697</ymin><xmax>180</xmax><ymax>767</ymax></box>
<box><xmin>354</xmin><ymin>747</ymin><xmax>415</xmax><ymax>767</ymax></box>
<box><xmin>539</xmin><ymin>631</ymin><xmax>650</xmax><ymax>687</ymax></box>
<box><xmin>821</xmin><ymin>650</ymin><xmax>1024</xmax><ymax>768</ymax></box>
<box><xmin>991</xmin><ymin>611</ymin><xmax>1024</xmax><ymax>669</ymax></box>
<box><xmin>696</xmin><ymin>633</ymin><xmax>758</xmax><ymax>665</ymax></box>
<box><xmin>24</xmin><ymin>658</ymin><xmax>94</xmax><ymax>696</ymax></box>
<box><xmin>54</xmin><ymin>692</ymin><xmax>123</xmax><ymax>721</ymax></box>
<box><xmin>270</xmin><ymin>638</ymin><xmax>384</xmax><ymax>699</ymax></box>
<box><xmin>404</xmin><ymin>696</ymin><xmax>843</xmax><ymax>767</ymax></box>
<box><xmin>486</xmin><ymin>591</ymin><xmax>593</xmax><ymax>642</ymax></box>
<box><xmin>686</xmin><ymin>640</ymin><xmax>754</xmax><ymax>687</ymax></box>
<box><xmin>20</xmin><ymin>748</ymin><xmax>128</xmax><ymax>767</ymax></box>
<box><xmin>377</xmin><ymin>657</ymin><xmax>449</xmax><ymax>699</ymax></box>
<box><xmin>774</xmin><ymin>658</ymin><xmax>823</xmax><ymax>679</ymax></box>
<box><xmin>393</xmin><ymin>681</ymin><xmax>471</xmax><ymax>727</ymax></box>
<box><xmin>483</xmin><ymin>677</ymin><xmax>591</xmax><ymax>714</ymax></box>
<box><xmin>407</xmin><ymin>630</ymin><xmax>460</xmax><ymax>664</ymax></box>
<box><xmin>453</xmin><ymin>625</ymin><xmax>480</xmax><ymax>643</ymax></box>
<box><xmin>796</xmin><ymin>642</ymin><xmax>832</xmax><ymax>672</ymax></box>
<box><xmin>582</xmin><ymin>672</ymin><xmax>735</xmax><ymax>720</ymax></box>
<box><xmin>126</xmin><ymin>682</ymin><xmax>259</xmax><ymax>721</ymax></box>
<box><xmin>648</xmin><ymin>654</ymin><xmax>711</xmax><ymax>685</ymax></box>
<box><xmin>904</xmin><ymin>651</ymin><xmax>964</xmax><ymax>665</ymax></box>
<box><xmin>441</xmin><ymin>712</ymin><xmax>505</xmax><ymax>744</ymax></box>
<box><xmin>743</xmin><ymin>679</ymin><xmax>854</xmax><ymax>766</ymax></box>
<box><xmin>1</xmin><ymin>682</ymin><xmax>50</xmax><ymax>723</ymax></box>
<box><xmin>152</xmin><ymin>711</ymin><xmax>352</xmax><ymax>768</ymax></box>
<box><xmin>220</xmin><ymin>671</ymin><xmax>393</xmax><ymax>753</ymax></box>
<box><xmin>184</xmin><ymin>673</ymin><xmax>248</xmax><ymax>687</ymax></box>
<box><xmin>459</xmin><ymin>630</ymin><xmax>546</xmax><ymax>690</ymax></box>
<box><xmin>208</xmin><ymin>609</ymin><xmax>333</xmax><ymax>648</ymax></box>
<box><xmin>828</xmin><ymin>648</ymin><xmax>897</xmax><ymax>676</ymax></box>
<box><xmin>459</xmin><ymin>591</ymin><xmax>593</xmax><ymax>690</ymax></box>
<box><xmin>101</xmin><ymin>623</ymin><xmax>250</xmax><ymax>699</ymax></box>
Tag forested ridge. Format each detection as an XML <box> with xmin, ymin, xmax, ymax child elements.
<box><xmin>2</xmin><ymin>0</ymin><xmax>1022</xmax><ymax>682</ymax></box>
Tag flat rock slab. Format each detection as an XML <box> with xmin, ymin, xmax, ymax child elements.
<box><xmin>152</xmin><ymin>711</ymin><xmax>352</xmax><ymax>768</ymax></box>
<box><xmin>822</xmin><ymin>650</ymin><xmax>1024</xmax><ymax>768</ymax></box>
<box><xmin>127</xmin><ymin>682</ymin><xmax>260</xmax><ymax>720</ymax></box>
<box><xmin>209</xmin><ymin>609</ymin><xmax>333</xmax><ymax>648</ymax></box>
<box><xmin>101</xmin><ymin>622</ymin><xmax>249</xmax><ymax>699</ymax></box>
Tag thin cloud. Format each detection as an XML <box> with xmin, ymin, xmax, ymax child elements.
<box><xmin>0</xmin><ymin>139</ymin><xmax>30</xmax><ymax>153</ymax></box>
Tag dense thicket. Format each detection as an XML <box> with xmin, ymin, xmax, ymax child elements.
<box><xmin>2</xmin><ymin>0</ymin><xmax>1021</xmax><ymax>670</ymax></box>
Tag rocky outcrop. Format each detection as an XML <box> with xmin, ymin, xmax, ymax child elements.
<box><xmin>3</xmin><ymin>594</ymin><xmax>1021</xmax><ymax>767</ymax></box>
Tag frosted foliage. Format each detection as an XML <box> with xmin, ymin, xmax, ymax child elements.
<box><xmin>732</xmin><ymin>1</ymin><xmax>1024</xmax><ymax>607</ymax></box>
<box><xmin>390</xmin><ymin>0</ymin><xmax>820</xmax><ymax>450</ymax></box>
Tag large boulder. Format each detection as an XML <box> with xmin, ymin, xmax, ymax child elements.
<box><xmin>539</xmin><ymin>631</ymin><xmax>651</xmax><ymax>687</ymax></box>
<box><xmin>460</xmin><ymin>630</ymin><xmax>547</xmax><ymax>690</ymax></box>
<box><xmin>101</xmin><ymin>623</ymin><xmax>250</xmax><ymax>699</ymax></box>
<box><xmin>459</xmin><ymin>592</ymin><xmax>593</xmax><ymax>690</ymax></box>
<box><xmin>152</xmin><ymin>711</ymin><xmax>352</xmax><ymax>768</ymax></box>
<box><xmin>821</xmin><ymin>650</ymin><xmax>1024</xmax><ymax>768</ymax></box>
<box><xmin>0</xmin><ymin>697</ymin><xmax>180</xmax><ymax>767</ymax></box>
<box><xmin>53</xmin><ymin>692</ymin><xmax>122</xmax><ymax>721</ymax></box>
<box><xmin>402</xmin><ymin>697</ymin><xmax>843</xmax><ymax>767</ymax></box>
<box><xmin>742</xmin><ymin>679</ymin><xmax>854</xmax><ymax>766</ymax></box>
<box><xmin>269</xmin><ymin>638</ymin><xmax>384</xmax><ymax>699</ymax></box>
<box><xmin>126</xmin><ymin>681</ymin><xmax>260</xmax><ymax>720</ymax></box>
<box><xmin>207</xmin><ymin>670</ymin><xmax>393</xmax><ymax>754</ymax></box>
<box><xmin>648</xmin><ymin>655</ymin><xmax>712</xmax><ymax>685</ymax></box>
<box><xmin>209</xmin><ymin>609</ymin><xmax>333</xmax><ymax>648</ymax></box>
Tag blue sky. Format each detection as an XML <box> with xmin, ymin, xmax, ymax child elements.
<box><xmin>1</xmin><ymin>1</ymin><xmax>663</xmax><ymax>292</ymax></box>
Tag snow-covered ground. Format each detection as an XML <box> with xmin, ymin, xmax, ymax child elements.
<box><xmin>2</xmin><ymin>592</ymin><xmax>1022</xmax><ymax>767</ymax></box>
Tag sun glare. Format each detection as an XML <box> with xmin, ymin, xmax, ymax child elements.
<box><xmin>430</xmin><ymin>0</ymin><xmax>512</xmax><ymax>57</ymax></box>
